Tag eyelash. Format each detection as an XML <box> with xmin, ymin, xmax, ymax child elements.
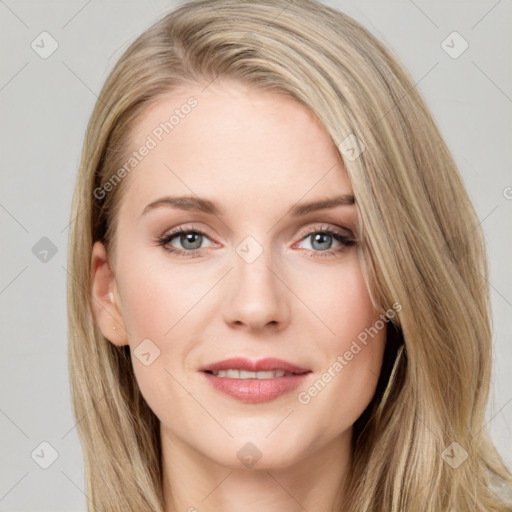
<box><xmin>156</xmin><ymin>223</ymin><xmax>357</xmax><ymax>260</ymax></box>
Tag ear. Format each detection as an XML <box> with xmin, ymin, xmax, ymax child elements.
<box><xmin>90</xmin><ymin>240</ymin><xmax>128</xmax><ymax>346</ymax></box>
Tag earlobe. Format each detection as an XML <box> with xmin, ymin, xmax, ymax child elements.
<box><xmin>90</xmin><ymin>240</ymin><xmax>129</xmax><ymax>346</ymax></box>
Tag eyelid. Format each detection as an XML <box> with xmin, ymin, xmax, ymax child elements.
<box><xmin>296</xmin><ymin>223</ymin><xmax>355</xmax><ymax>240</ymax></box>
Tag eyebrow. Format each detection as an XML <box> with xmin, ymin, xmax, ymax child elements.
<box><xmin>141</xmin><ymin>194</ymin><xmax>355</xmax><ymax>218</ymax></box>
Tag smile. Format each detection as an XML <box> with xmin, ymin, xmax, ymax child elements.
<box><xmin>206</xmin><ymin>369</ymin><xmax>295</xmax><ymax>379</ymax></box>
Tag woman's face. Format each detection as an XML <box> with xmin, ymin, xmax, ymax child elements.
<box><xmin>91</xmin><ymin>80</ymin><xmax>387</xmax><ymax>470</ymax></box>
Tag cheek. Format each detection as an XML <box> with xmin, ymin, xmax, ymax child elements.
<box><xmin>113</xmin><ymin>248</ymin><xmax>215</xmax><ymax>401</ymax></box>
<box><xmin>298</xmin><ymin>257</ymin><xmax>386</xmax><ymax>426</ymax></box>
<box><xmin>114</xmin><ymin>257</ymin><xmax>200</xmax><ymax>421</ymax></box>
<box><xmin>115</xmin><ymin>250</ymin><xmax>208</xmax><ymax>342</ymax></box>
<box><xmin>299</xmin><ymin>329</ymin><xmax>386</xmax><ymax>442</ymax></box>
<box><xmin>300</xmin><ymin>252</ymin><xmax>379</xmax><ymax>344</ymax></box>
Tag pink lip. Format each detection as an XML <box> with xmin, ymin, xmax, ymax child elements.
<box><xmin>199</xmin><ymin>357</ymin><xmax>310</xmax><ymax>374</ymax></box>
<box><xmin>200</xmin><ymin>357</ymin><xmax>311</xmax><ymax>403</ymax></box>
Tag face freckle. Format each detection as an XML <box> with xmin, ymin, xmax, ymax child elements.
<box><xmin>101</xmin><ymin>79</ymin><xmax>387</xmax><ymax>474</ymax></box>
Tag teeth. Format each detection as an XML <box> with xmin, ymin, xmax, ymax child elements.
<box><xmin>211</xmin><ymin>369</ymin><xmax>293</xmax><ymax>379</ymax></box>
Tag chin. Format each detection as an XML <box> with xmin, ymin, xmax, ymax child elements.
<box><xmin>205</xmin><ymin>434</ymin><xmax>312</xmax><ymax>471</ymax></box>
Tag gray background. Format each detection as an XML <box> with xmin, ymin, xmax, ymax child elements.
<box><xmin>0</xmin><ymin>0</ymin><xmax>510</xmax><ymax>510</ymax></box>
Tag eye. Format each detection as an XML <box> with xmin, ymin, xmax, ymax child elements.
<box><xmin>294</xmin><ymin>225</ymin><xmax>356</xmax><ymax>259</ymax></box>
<box><xmin>156</xmin><ymin>223</ymin><xmax>357</xmax><ymax>259</ymax></box>
<box><xmin>157</xmin><ymin>225</ymin><xmax>215</xmax><ymax>258</ymax></box>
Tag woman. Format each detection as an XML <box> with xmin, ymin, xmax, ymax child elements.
<box><xmin>66</xmin><ymin>0</ymin><xmax>512</xmax><ymax>510</ymax></box>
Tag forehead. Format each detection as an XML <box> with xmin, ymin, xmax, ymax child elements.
<box><xmin>118</xmin><ymin>81</ymin><xmax>353</xmax><ymax>219</ymax></box>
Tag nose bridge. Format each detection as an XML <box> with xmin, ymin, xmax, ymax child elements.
<box><xmin>234</xmin><ymin>233</ymin><xmax>279</xmax><ymax>294</ymax></box>
<box><xmin>225</xmin><ymin>233</ymin><xmax>289</xmax><ymax>329</ymax></box>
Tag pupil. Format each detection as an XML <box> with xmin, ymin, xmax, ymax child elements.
<box><xmin>312</xmin><ymin>233</ymin><xmax>332</xmax><ymax>251</ymax></box>
<box><xmin>182</xmin><ymin>232</ymin><xmax>202</xmax><ymax>250</ymax></box>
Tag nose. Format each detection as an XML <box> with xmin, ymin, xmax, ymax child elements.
<box><xmin>223</xmin><ymin>243</ymin><xmax>290</xmax><ymax>332</ymax></box>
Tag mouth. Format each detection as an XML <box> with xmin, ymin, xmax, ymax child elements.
<box><xmin>199</xmin><ymin>356</ymin><xmax>311</xmax><ymax>375</ymax></box>
<box><xmin>199</xmin><ymin>357</ymin><xmax>312</xmax><ymax>403</ymax></box>
<box><xmin>203</xmin><ymin>369</ymin><xmax>303</xmax><ymax>379</ymax></box>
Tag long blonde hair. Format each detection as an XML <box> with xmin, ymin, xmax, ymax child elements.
<box><xmin>66</xmin><ymin>1</ymin><xmax>512</xmax><ymax>510</ymax></box>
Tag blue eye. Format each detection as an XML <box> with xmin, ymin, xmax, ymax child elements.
<box><xmin>157</xmin><ymin>226</ymin><xmax>211</xmax><ymax>258</ymax></box>
<box><xmin>296</xmin><ymin>227</ymin><xmax>356</xmax><ymax>259</ymax></box>
<box><xmin>157</xmin><ymin>224</ymin><xmax>357</xmax><ymax>259</ymax></box>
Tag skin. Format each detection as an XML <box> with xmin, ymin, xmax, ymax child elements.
<box><xmin>91</xmin><ymin>80</ymin><xmax>387</xmax><ymax>512</ymax></box>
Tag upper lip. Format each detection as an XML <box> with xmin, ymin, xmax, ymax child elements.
<box><xmin>200</xmin><ymin>357</ymin><xmax>311</xmax><ymax>374</ymax></box>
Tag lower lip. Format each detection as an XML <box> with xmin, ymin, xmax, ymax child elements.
<box><xmin>201</xmin><ymin>371</ymin><xmax>311</xmax><ymax>403</ymax></box>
